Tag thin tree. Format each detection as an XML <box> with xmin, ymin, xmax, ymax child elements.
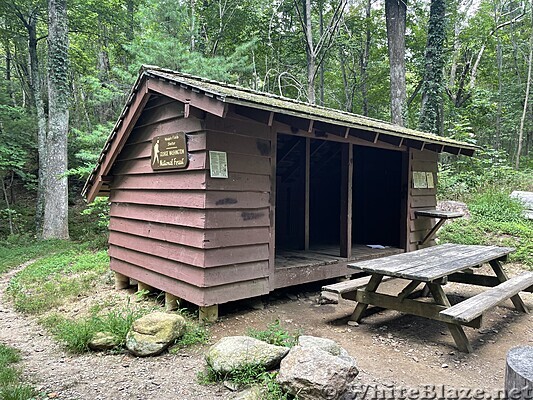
<box><xmin>419</xmin><ymin>0</ymin><xmax>446</xmax><ymax>135</ymax></box>
<box><xmin>43</xmin><ymin>0</ymin><xmax>69</xmax><ymax>239</ymax></box>
<box><xmin>517</xmin><ymin>0</ymin><xmax>533</xmax><ymax>169</ymax></box>
<box><xmin>385</xmin><ymin>0</ymin><xmax>407</xmax><ymax>126</ymax></box>
<box><xmin>293</xmin><ymin>0</ymin><xmax>347</xmax><ymax>104</ymax></box>
<box><xmin>6</xmin><ymin>1</ymin><xmax>47</xmax><ymax>235</ymax></box>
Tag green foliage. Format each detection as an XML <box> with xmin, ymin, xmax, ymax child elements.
<box><xmin>0</xmin><ymin>237</ymin><xmax>74</xmax><ymax>274</ymax></box>
<box><xmin>439</xmin><ymin>190</ymin><xmax>533</xmax><ymax>267</ymax></box>
<box><xmin>438</xmin><ymin>150</ymin><xmax>533</xmax><ymax>201</ymax></box>
<box><xmin>198</xmin><ymin>363</ymin><xmax>291</xmax><ymax>399</ymax></box>
<box><xmin>6</xmin><ymin>245</ymin><xmax>109</xmax><ymax>314</ymax></box>
<box><xmin>0</xmin><ymin>344</ymin><xmax>35</xmax><ymax>400</ymax></box>
<box><xmin>247</xmin><ymin>319</ymin><xmax>299</xmax><ymax>347</ymax></box>
<box><xmin>469</xmin><ymin>192</ymin><xmax>525</xmax><ymax>223</ymax></box>
<box><xmin>42</xmin><ymin>304</ymin><xmax>151</xmax><ymax>353</ymax></box>
<box><xmin>171</xmin><ymin>310</ymin><xmax>210</xmax><ymax>349</ymax></box>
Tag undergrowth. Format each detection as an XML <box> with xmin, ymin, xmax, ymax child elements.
<box><xmin>41</xmin><ymin>303</ymin><xmax>152</xmax><ymax>353</ymax></box>
<box><xmin>439</xmin><ymin>191</ymin><xmax>533</xmax><ymax>267</ymax></box>
<box><xmin>0</xmin><ymin>344</ymin><xmax>35</xmax><ymax>400</ymax></box>
<box><xmin>6</xmin><ymin>246</ymin><xmax>109</xmax><ymax>314</ymax></box>
<box><xmin>247</xmin><ymin>319</ymin><xmax>300</xmax><ymax>347</ymax></box>
<box><xmin>198</xmin><ymin>363</ymin><xmax>291</xmax><ymax>400</ymax></box>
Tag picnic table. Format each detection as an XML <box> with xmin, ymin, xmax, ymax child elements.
<box><xmin>323</xmin><ymin>243</ymin><xmax>533</xmax><ymax>353</ymax></box>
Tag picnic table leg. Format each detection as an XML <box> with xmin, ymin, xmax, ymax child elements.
<box><xmin>489</xmin><ymin>260</ymin><xmax>529</xmax><ymax>314</ymax></box>
<box><xmin>350</xmin><ymin>274</ymin><xmax>383</xmax><ymax>322</ymax></box>
<box><xmin>427</xmin><ymin>283</ymin><xmax>473</xmax><ymax>353</ymax></box>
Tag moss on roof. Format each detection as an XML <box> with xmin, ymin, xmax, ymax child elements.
<box><xmin>144</xmin><ymin>66</ymin><xmax>478</xmax><ymax>150</ymax></box>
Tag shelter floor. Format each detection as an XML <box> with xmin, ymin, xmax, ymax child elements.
<box><xmin>275</xmin><ymin>244</ymin><xmax>403</xmax><ymax>269</ymax></box>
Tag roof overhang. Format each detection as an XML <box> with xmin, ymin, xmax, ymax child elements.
<box><xmin>83</xmin><ymin>66</ymin><xmax>479</xmax><ymax>202</ymax></box>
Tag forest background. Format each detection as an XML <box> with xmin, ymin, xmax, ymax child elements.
<box><xmin>0</xmin><ymin>0</ymin><xmax>532</xmax><ymax>242</ymax></box>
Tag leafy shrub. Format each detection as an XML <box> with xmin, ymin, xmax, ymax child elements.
<box><xmin>469</xmin><ymin>192</ymin><xmax>525</xmax><ymax>223</ymax></box>
<box><xmin>439</xmin><ymin>190</ymin><xmax>533</xmax><ymax>267</ymax></box>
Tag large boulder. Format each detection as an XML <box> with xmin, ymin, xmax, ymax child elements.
<box><xmin>298</xmin><ymin>335</ymin><xmax>349</xmax><ymax>357</ymax></box>
<box><xmin>277</xmin><ymin>345</ymin><xmax>359</xmax><ymax>400</ymax></box>
<box><xmin>205</xmin><ymin>336</ymin><xmax>289</xmax><ymax>374</ymax></box>
<box><xmin>126</xmin><ymin>312</ymin><xmax>186</xmax><ymax>356</ymax></box>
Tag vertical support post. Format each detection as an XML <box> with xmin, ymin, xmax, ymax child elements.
<box><xmin>340</xmin><ymin>143</ymin><xmax>353</xmax><ymax>258</ymax></box>
<box><xmin>199</xmin><ymin>305</ymin><xmax>218</xmax><ymax>323</ymax></box>
<box><xmin>165</xmin><ymin>293</ymin><xmax>181</xmax><ymax>311</ymax></box>
<box><xmin>137</xmin><ymin>281</ymin><xmax>154</xmax><ymax>293</ymax></box>
<box><xmin>399</xmin><ymin>150</ymin><xmax>410</xmax><ymax>252</ymax></box>
<box><xmin>269</xmin><ymin>127</ymin><xmax>277</xmax><ymax>289</ymax></box>
<box><xmin>304</xmin><ymin>138</ymin><xmax>310</xmax><ymax>250</ymax></box>
<box><xmin>114</xmin><ymin>272</ymin><xmax>130</xmax><ymax>290</ymax></box>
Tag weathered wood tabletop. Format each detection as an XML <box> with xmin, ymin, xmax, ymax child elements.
<box><xmin>349</xmin><ymin>243</ymin><xmax>514</xmax><ymax>282</ymax></box>
<box><xmin>345</xmin><ymin>243</ymin><xmax>533</xmax><ymax>353</ymax></box>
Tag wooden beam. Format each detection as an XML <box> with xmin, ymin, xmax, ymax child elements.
<box><xmin>269</xmin><ymin>129</ymin><xmax>277</xmax><ymax>290</ymax></box>
<box><xmin>273</xmin><ymin>122</ymin><xmax>406</xmax><ymax>153</ymax></box>
<box><xmin>307</xmin><ymin>120</ymin><xmax>314</xmax><ymax>133</ymax></box>
<box><xmin>304</xmin><ymin>138</ymin><xmax>310</xmax><ymax>250</ymax></box>
<box><xmin>87</xmin><ymin>80</ymin><xmax>152</xmax><ymax>202</ymax></box>
<box><xmin>268</xmin><ymin>111</ymin><xmax>274</xmax><ymax>126</ymax></box>
<box><xmin>147</xmin><ymin>78</ymin><xmax>228</xmax><ymax>118</ymax></box>
<box><xmin>340</xmin><ymin>143</ymin><xmax>353</xmax><ymax>258</ymax></box>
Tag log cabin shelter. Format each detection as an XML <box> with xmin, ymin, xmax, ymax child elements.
<box><xmin>83</xmin><ymin>65</ymin><xmax>478</xmax><ymax>318</ymax></box>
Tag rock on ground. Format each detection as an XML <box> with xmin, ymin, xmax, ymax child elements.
<box><xmin>298</xmin><ymin>335</ymin><xmax>349</xmax><ymax>357</ymax></box>
<box><xmin>277</xmin><ymin>345</ymin><xmax>359</xmax><ymax>400</ymax></box>
<box><xmin>88</xmin><ymin>331</ymin><xmax>119</xmax><ymax>351</ymax></box>
<box><xmin>126</xmin><ymin>312</ymin><xmax>186</xmax><ymax>356</ymax></box>
<box><xmin>205</xmin><ymin>336</ymin><xmax>289</xmax><ymax>375</ymax></box>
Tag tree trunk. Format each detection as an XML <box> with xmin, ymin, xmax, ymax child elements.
<box><xmin>43</xmin><ymin>0</ymin><xmax>70</xmax><ymax>239</ymax></box>
<box><xmin>361</xmin><ymin>0</ymin><xmax>371</xmax><ymax>116</ymax></box>
<box><xmin>385</xmin><ymin>0</ymin><xmax>407</xmax><ymax>126</ymax></box>
<box><xmin>419</xmin><ymin>0</ymin><xmax>446</xmax><ymax>135</ymax></box>
<box><xmin>516</xmin><ymin>3</ymin><xmax>533</xmax><ymax>169</ymax></box>
<box><xmin>318</xmin><ymin>0</ymin><xmax>324</xmax><ymax>106</ymax></box>
<box><xmin>304</xmin><ymin>0</ymin><xmax>316</xmax><ymax>104</ymax></box>
<box><xmin>26</xmin><ymin>17</ymin><xmax>48</xmax><ymax>237</ymax></box>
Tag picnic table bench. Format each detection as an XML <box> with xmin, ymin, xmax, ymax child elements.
<box><xmin>322</xmin><ymin>243</ymin><xmax>533</xmax><ymax>353</ymax></box>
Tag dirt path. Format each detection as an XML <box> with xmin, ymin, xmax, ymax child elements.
<box><xmin>0</xmin><ymin>263</ymin><xmax>224</xmax><ymax>400</ymax></box>
<box><xmin>2</xmin><ymin>261</ymin><xmax>533</xmax><ymax>399</ymax></box>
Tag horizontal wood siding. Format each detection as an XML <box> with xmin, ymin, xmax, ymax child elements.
<box><xmin>109</xmin><ymin>100</ymin><xmax>212</xmax><ymax>305</ymax></box>
<box><xmin>409</xmin><ymin>149</ymin><xmax>438</xmax><ymax>251</ymax></box>
<box><xmin>108</xmin><ymin>103</ymin><xmax>272</xmax><ymax>306</ymax></box>
<box><xmin>199</xmin><ymin>112</ymin><xmax>273</xmax><ymax>302</ymax></box>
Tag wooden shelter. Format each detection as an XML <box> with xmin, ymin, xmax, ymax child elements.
<box><xmin>83</xmin><ymin>66</ymin><xmax>478</xmax><ymax>318</ymax></box>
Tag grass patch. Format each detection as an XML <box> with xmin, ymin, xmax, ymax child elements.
<box><xmin>198</xmin><ymin>363</ymin><xmax>291</xmax><ymax>399</ymax></box>
<box><xmin>439</xmin><ymin>191</ymin><xmax>533</xmax><ymax>267</ymax></box>
<box><xmin>0</xmin><ymin>236</ymin><xmax>75</xmax><ymax>274</ymax></box>
<box><xmin>0</xmin><ymin>344</ymin><xmax>35</xmax><ymax>400</ymax></box>
<box><xmin>247</xmin><ymin>319</ymin><xmax>300</xmax><ymax>347</ymax></box>
<box><xmin>41</xmin><ymin>304</ymin><xmax>152</xmax><ymax>353</ymax></box>
<box><xmin>171</xmin><ymin>310</ymin><xmax>210</xmax><ymax>350</ymax></box>
<box><xmin>6</xmin><ymin>246</ymin><xmax>109</xmax><ymax>314</ymax></box>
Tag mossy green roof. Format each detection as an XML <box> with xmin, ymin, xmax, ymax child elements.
<box><xmin>144</xmin><ymin>66</ymin><xmax>478</xmax><ymax>152</ymax></box>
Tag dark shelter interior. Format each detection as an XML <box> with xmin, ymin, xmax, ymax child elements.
<box><xmin>275</xmin><ymin>134</ymin><xmax>403</xmax><ymax>259</ymax></box>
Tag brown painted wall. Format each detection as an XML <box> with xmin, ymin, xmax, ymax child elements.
<box><xmin>201</xmin><ymin>112</ymin><xmax>272</xmax><ymax>304</ymax></box>
<box><xmin>408</xmin><ymin>149</ymin><xmax>438</xmax><ymax>251</ymax></box>
<box><xmin>108</xmin><ymin>97</ymin><xmax>271</xmax><ymax>306</ymax></box>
